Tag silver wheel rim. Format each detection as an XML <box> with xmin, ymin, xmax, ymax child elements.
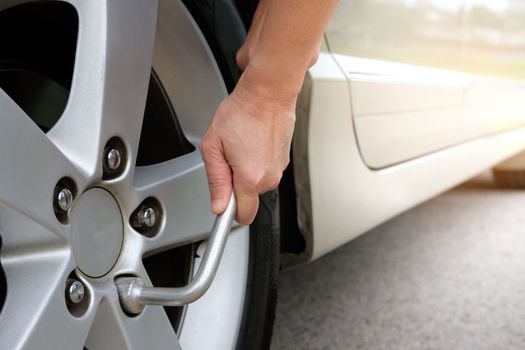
<box><xmin>0</xmin><ymin>0</ymin><xmax>249</xmax><ymax>349</ymax></box>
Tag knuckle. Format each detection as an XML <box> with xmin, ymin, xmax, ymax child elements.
<box><xmin>235</xmin><ymin>50</ymin><xmax>242</xmax><ymax>65</ymax></box>
<box><xmin>268</xmin><ymin>171</ymin><xmax>282</xmax><ymax>190</ymax></box>
<box><xmin>199</xmin><ymin>138</ymin><xmax>214</xmax><ymax>157</ymax></box>
<box><xmin>245</xmin><ymin>178</ymin><xmax>261</xmax><ymax>193</ymax></box>
<box><xmin>208</xmin><ymin>176</ymin><xmax>228</xmax><ymax>188</ymax></box>
<box><xmin>237</xmin><ymin>165</ymin><xmax>283</xmax><ymax>194</ymax></box>
<box><xmin>283</xmin><ymin>154</ymin><xmax>291</xmax><ymax>168</ymax></box>
<box><xmin>257</xmin><ymin>169</ymin><xmax>282</xmax><ymax>193</ymax></box>
<box><xmin>242</xmin><ymin>167</ymin><xmax>266</xmax><ymax>193</ymax></box>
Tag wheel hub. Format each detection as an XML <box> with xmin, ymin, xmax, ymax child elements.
<box><xmin>70</xmin><ymin>188</ymin><xmax>124</xmax><ymax>278</ymax></box>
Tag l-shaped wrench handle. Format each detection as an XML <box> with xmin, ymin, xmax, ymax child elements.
<box><xmin>116</xmin><ymin>192</ymin><xmax>237</xmax><ymax>314</ymax></box>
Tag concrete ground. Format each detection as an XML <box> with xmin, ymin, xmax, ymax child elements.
<box><xmin>271</xmin><ymin>173</ymin><xmax>525</xmax><ymax>350</ymax></box>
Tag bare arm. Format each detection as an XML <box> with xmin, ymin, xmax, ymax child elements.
<box><xmin>201</xmin><ymin>0</ymin><xmax>339</xmax><ymax>224</ymax></box>
<box><xmin>244</xmin><ymin>0</ymin><xmax>337</xmax><ymax>102</ymax></box>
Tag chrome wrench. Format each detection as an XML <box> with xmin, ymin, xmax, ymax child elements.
<box><xmin>115</xmin><ymin>192</ymin><xmax>237</xmax><ymax>314</ymax></box>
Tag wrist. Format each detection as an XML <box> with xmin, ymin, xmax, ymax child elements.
<box><xmin>235</xmin><ymin>62</ymin><xmax>304</xmax><ymax>108</ymax></box>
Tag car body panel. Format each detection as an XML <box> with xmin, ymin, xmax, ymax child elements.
<box><xmin>295</xmin><ymin>53</ymin><xmax>525</xmax><ymax>261</ymax></box>
<box><xmin>293</xmin><ymin>0</ymin><xmax>525</xmax><ymax>261</ymax></box>
<box><xmin>322</xmin><ymin>0</ymin><xmax>525</xmax><ymax>169</ymax></box>
<box><xmin>333</xmin><ymin>54</ymin><xmax>467</xmax><ymax>168</ymax></box>
<box><xmin>331</xmin><ymin>54</ymin><xmax>525</xmax><ymax>168</ymax></box>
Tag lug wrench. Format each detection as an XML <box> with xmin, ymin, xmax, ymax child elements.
<box><xmin>115</xmin><ymin>192</ymin><xmax>237</xmax><ymax>314</ymax></box>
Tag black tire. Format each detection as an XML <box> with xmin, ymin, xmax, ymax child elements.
<box><xmin>237</xmin><ymin>191</ymin><xmax>280</xmax><ymax>350</ymax></box>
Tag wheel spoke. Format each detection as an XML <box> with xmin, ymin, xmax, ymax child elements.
<box><xmin>48</xmin><ymin>0</ymin><xmax>158</xmax><ymax>178</ymax></box>
<box><xmin>86</xmin><ymin>267</ymin><xmax>181</xmax><ymax>350</ymax></box>
<box><xmin>0</xmin><ymin>246</ymin><xmax>96</xmax><ymax>349</ymax></box>
<box><xmin>0</xmin><ymin>203</ymin><xmax>65</xmax><ymax>259</ymax></box>
<box><xmin>134</xmin><ymin>151</ymin><xmax>215</xmax><ymax>255</ymax></box>
<box><xmin>0</xmin><ymin>89</ymin><xmax>83</xmax><ymax>234</ymax></box>
<box><xmin>86</xmin><ymin>299</ymin><xmax>181</xmax><ymax>350</ymax></box>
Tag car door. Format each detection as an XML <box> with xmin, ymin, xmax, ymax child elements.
<box><xmin>325</xmin><ymin>0</ymin><xmax>469</xmax><ymax>169</ymax></box>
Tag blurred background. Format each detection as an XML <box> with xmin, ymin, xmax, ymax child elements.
<box><xmin>327</xmin><ymin>0</ymin><xmax>525</xmax><ymax>79</ymax></box>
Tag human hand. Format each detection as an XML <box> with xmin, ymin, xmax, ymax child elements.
<box><xmin>200</xmin><ymin>70</ymin><xmax>296</xmax><ymax>224</ymax></box>
<box><xmin>202</xmin><ymin>0</ymin><xmax>337</xmax><ymax>224</ymax></box>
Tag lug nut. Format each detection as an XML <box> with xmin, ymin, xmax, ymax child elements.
<box><xmin>53</xmin><ymin>178</ymin><xmax>77</xmax><ymax>223</ymax></box>
<box><xmin>105</xmin><ymin>148</ymin><xmax>122</xmax><ymax>171</ymax></box>
<box><xmin>130</xmin><ymin>198</ymin><xmax>162</xmax><ymax>236</ymax></box>
<box><xmin>138</xmin><ymin>207</ymin><xmax>156</xmax><ymax>228</ymax></box>
<box><xmin>66</xmin><ymin>279</ymin><xmax>85</xmax><ymax>304</ymax></box>
<box><xmin>102</xmin><ymin>138</ymin><xmax>126</xmax><ymax>180</ymax></box>
<box><xmin>57</xmin><ymin>188</ymin><xmax>74</xmax><ymax>211</ymax></box>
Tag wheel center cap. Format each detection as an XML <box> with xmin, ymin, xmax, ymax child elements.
<box><xmin>71</xmin><ymin>188</ymin><xmax>124</xmax><ymax>278</ymax></box>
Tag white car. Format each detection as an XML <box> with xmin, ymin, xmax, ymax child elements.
<box><xmin>1</xmin><ymin>0</ymin><xmax>524</xmax><ymax>349</ymax></box>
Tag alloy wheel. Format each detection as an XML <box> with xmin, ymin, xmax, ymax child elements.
<box><xmin>0</xmin><ymin>0</ymin><xmax>250</xmax><ymax>349</ymax></box>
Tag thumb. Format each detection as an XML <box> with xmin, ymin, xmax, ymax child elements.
<box><xmin>201</xmin><ymin>139</ymin><xmax>233</xmax><ymax>215</ymax></box>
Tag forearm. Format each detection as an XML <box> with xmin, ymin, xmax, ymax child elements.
<box><xmin>246</xmin><ymin>0</ymin><xmax>268</xmax><ymax>49</ymax></box>
<box><xmin>240</xmin><ymin>0</ymin><xmax>339</xmax><ymax>103</ymax></box>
